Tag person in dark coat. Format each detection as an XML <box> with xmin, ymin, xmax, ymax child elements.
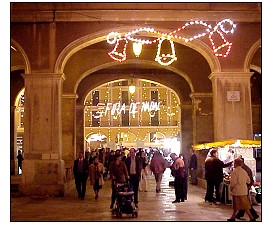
<box><xmin>125</xmin><ymin>148</ymin><xmax>142</xmax><ymax>208</ymax></box>
<box><xmin>73</xmin><ymin>152</ymin><xmax>89</xmax><ymax>200</ymax></box>
<box><xmin>181</xmin><ymin>154</ymin><xmax>188</xmax><ymax>200</ymax></box>
<box><xmin>205</xmin><ymin>149</ymin><xmax>233</xmax><ymax>204</ymax></box>
<box><xmin>189</xmin><ymin>148</ymin><xmax>198</xmax><ymax>185</ymax></box>
<box><xmin>17</xmin><ymin>150</ymin><xmax>24</xmax><ymax>174</ymax></box>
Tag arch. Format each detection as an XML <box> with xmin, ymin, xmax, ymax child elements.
<box><xmin>250</xmin><ymin>65</ymin><xmax>261</xmax><ymax>74</ymax></box>
<box><xmin>244</xmin><ymin>39</ymin><xmax>261</xmax><ymax>72</ymax></box>
<box><xmin>14</xmin><ymin>88</ymin><xmax>25</xmax><ymax>107</ymax></box>
<box><xmin>11</xmin><ymin>39</ymin><xmax>31</xmax><ymax>74</ymax></box>
<box><xmin>75</xmin><ymin>59</ymin><xmax>194</xmax><ymax>101</ymax></box>
<box><xmin>55</xmin><ymin>25</ymin><xmax>221</xmax><ymax>75</ymax></box>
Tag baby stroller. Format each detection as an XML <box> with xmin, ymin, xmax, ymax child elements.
<box><xmin>112</xmin><ymin>181</ymin><xmax>138</xmax><ymax>218</ymax></box>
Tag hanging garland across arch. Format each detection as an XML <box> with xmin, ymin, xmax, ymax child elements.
<box><xmin>106</xmin><ymin>19</ymin><xmax>236</xmax><ymax>66</ymax></box>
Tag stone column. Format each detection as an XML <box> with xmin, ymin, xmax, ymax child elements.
<box><xmin>20</xmin><ymin>73</ymin><xmax>65</xmax><ymax>196</ymax></box>
<box><xmin>76</xmin><ymin>105</ymin><xmax>85</xmax><ymax>155</ymax></box>
<box><xmin>180</xmin><ymin>104</ymin><xmax>193</xmax><ymax>156</ymax></box>
<box><xmin>209</xmin><ymin>72</ymin><xmax>253</xmax><ymax>141</ymax></box>
<box><xmin>62</xmin><ymin>94</ymin><xmax>78</xmax><ymax>170</ymax></box>
<box><xmin>10</xmin><ymin>106</ymin><xmax>17</xmax><ymax>175</ymax></box>
<box><xmin>190</xmin><ymin>93</ymin><xmax>214</xmax><ymax>145</ymax></box>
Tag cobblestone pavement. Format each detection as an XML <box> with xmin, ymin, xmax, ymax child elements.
<box><xmin>10</xmin><ymin>170</ymin><xmax>261</xmax><ymax>225</ymax></box>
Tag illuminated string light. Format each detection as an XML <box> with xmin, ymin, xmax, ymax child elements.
<box><xmin>106</xmin><ymin>19</ymin><xmax>236</xmax><ymax>64</ymax></box>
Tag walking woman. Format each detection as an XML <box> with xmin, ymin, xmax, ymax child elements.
<box><xmin>89</xmin><ymin>156</ymin><xmax>105</xmax><ymax>199</ymax></box>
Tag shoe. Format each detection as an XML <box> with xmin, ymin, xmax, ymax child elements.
<box><xmin>235</xmin><ymin>214</ymin><xmax>241</xmax><ymax>219</ymax></box>
<box><xmin>95</xmin><ymin>195</ymin><xmax>98</xmax><ymax>199</ymax></box>
<box><xmin>135</xmin><ymin>204</ymin><xmax>138</xmax><ymax>208</ymax></box>
<box><xmin>156</xmin><ymin>190</ymin><xmax>160</xmax><ymax>193</ymax></box>
<box><xmin>181</xmin><ymin>199</ymin><xmax>185</xmax><ymax>202</ymax></box>
<box><xmin>215</xmin><ymin>201</ymin><xmax>222</xmax><ymax>205</ymax></box>
<box><xmin>253</xmin><ymin>214</ymin><xmax>259</xmax><ymax>220</ymax></box>
<box><xmin>250</xmin><ymin>218</ymin><xmax>256</xmax><ymax>222</ymax></box>
<box><xmin>172</xmin><ymin>200</ymin><xmax>180</xmax><ymax>203</ymax></box>
<box><xmin>227</xmin><ymin>218</ymin><xmax>235</xmax><ymax>221</ymax></box>
<box><xmin>209</xmin><ymin>202</ymin><xmax>213</xmax><ymax>205</ymax></box>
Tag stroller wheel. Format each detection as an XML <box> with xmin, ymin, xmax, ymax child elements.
<box><xmin>116</xmin><ymin>209</ymin><xmax>122</xmax><ymax>218</ymax></box>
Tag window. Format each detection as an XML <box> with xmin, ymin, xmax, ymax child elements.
<box><xmin>151</xmin><ymin>90</ymin><xmax>158</xmax><ymax>102</ymax></box>
<box><xmin>121</xmin><ymin>110</ymin><xmax>129</xmax><ymax>126</ymax></box>
<box><xmin>121</xmin><ymin>91</ymin><xmax>129</xmax><ymax>105</ymax></box>
<box><xmin>92</xmin><ymin>111</ymin><xmax>100</xmax><ymax>127</ymax></box>
<box><xmin>151</xmin><ymin>90</ymin><xmax>159</xmax><ymax>125</ymax></box>
<box><xmin>92</xmin><ymin>91</ymin><xmax>99</xmax><ymax>106</ymax></box>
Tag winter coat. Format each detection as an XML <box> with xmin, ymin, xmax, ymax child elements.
<box><xmin>89</xmin><ymin>162</ymin><xmax>104</xmax><ymax>186</ymax></box>
<box><xmin>230</xmin><ymin>166</ymin><xmax>250</xmax><ymax>196</ymax></box>
<box><xmin>150</xmin><ymin>154</ymin><xmax>166</xmax><ymax>174</ymax></box>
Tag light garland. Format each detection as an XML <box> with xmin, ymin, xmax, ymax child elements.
<box><xmin>106</xmin><ymin>19</ymin><xmax>236</xmax><ymax>65</ymax></box>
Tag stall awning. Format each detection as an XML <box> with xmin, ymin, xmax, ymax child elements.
<box><xmin>193</xmin><ymin>139</ymin><xmax>261</xmax><ymax>150</ymax></box>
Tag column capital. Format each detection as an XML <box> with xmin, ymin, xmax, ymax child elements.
<box><xmin>209</xmin><ymin>72</ymin><xmax>253</xmax><ymax>81</ymax></box>
<box><xmin>62</xmin><ymin>93</ymin><xmax>78</xmax><ymax>99</ymax></box>
<box><xmin>189</xmin><ymin>92</ymin><xmax>213</xmax><ymax>99</ymax></box>
<box><xmin>22</xmin><ymin>73</ymin><xmax>66</xmax><ymax>82</ymax></box>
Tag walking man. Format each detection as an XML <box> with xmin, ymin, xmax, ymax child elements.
<box><xmin>73</xmin><ymin>152</ymin><xmax>89</xmax><ymax>200</ymax></box>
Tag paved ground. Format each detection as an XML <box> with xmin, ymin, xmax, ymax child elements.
<box><xmin>9</xmin><ymin>169</ymin><xmax>261</xmax><ymax>225</ymax></box>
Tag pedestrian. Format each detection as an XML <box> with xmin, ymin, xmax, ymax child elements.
<box><xmin>150</xmin><ymin>150</ymin><xmax>166</xmax><ymax>193</ymax></box>
<box><xmin>172</xmin><ymin>154</ymin><xmax>185</xmax><ymax>203</ymax></box>
<box><xmin>89</xmin><ymin>156</ymin><xmax>105</xmax><ymax>199</ymax></box>
<box><xmin>181</xmin><ymin>154</ymin><xmax>189</xmax><ymax>200</ymax></box>
<box><xmin>73</xmin><ymin>152</ymin><xmax>89</xmax><ymax>200</ymax></box>
<box><xmin>17</xmin><ymin>150</ymin><xmax>24</xmax><ymax>174</ymax></box>
<box><xmin>189</xmin><ymin>148</ymin><xmax>198</xmax><ymax>185</ymax></box>
<box><xmin>109</xmin><ymin>153</ymin><xmax>129</xmax><ymax>209</ymax></box>
<box><xmin>125</xmin><ymin>148</ymin><xmax>142</xmax><ymax>208</ymax></box>
<box><xmin>235</xmin><ymin>157</ymin><xmax>259</xmax><ymax>220</ymax></box>
<box><xmin>139</xmin><ymin>149</ymin><xmax>149</xmax><ymax>192</ymax></box>
<box><xmin>205</xmin><ymin>149</ymin><xmax>233</xmax><ymax>205</ymax></box>
<box><xmin>227</xmin><ymin>158</ymin><xmax>256</xmax><ymax>221</ymax></box>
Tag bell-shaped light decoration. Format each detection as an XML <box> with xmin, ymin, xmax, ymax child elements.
<box><xmin>155</xmin><ymin>36</ymin><xmax>177</xmax><ymax>66</ymax></box>
<box><xmin>108</xmin><ymin>38</ymin><xmax>128</xmax><ymax>62</ymax></box>
<box><xmin>129</xmin><ymin>79</ymin><xmax>136</xmax><ymax>94</ymax></box>
<box><xmin>133</xmin><ymin>42</ymin><xmax>143</xmax><ymax>57</ymax></box>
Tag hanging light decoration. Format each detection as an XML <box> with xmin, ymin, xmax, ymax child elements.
<box><xmin>155</xmin><ymin>35</ymin><xmax>177</xmax><ymax>66</ymax></box>
<box><xmin>129</xmin><ymin>79</ymin><xmax>136</xmax><ymax>94</ymax></box>
<box><xmin>132</xmin><ymin>42</ymin><xmax>143</xmax><ymax>57</ymax></box>
<box><xmin>106</xmin><ymin>19</ymin><xmax>236</xmax><ymax>65</ymax></box>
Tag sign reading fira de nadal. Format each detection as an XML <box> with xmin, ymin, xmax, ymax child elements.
<box><xmin>92</xmin><ymin>101</ymin><xmax>161</xmax><ymax>119</ymax></box>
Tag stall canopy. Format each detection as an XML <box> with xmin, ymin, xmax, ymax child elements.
<box><xmin>193</xmin><ymin>139</ymin><xmax>261</xmax><ymax>150</ymax></box>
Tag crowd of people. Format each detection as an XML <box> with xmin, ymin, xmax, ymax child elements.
<box><xmin>72</xmin><ymin>146</ymin><xmax>259</xmax><ymax>221</ymax></box>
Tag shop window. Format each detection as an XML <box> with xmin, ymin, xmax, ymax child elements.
<box><xmin>150</xmin><ymin>132</ymin><xmax>157</xmax><ymax>142</ymax></box>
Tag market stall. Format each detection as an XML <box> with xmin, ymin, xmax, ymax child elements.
<box><xmin>193</xmin><ymin>139</ymin><xmax>261</xmax><ymax>204</ymax></box>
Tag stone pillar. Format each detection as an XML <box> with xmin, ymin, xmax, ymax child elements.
<box><xmin>190</xmin><ymin>93</ymin><xmax>214</xmax><ymax>145</ymax></box>
<box><xmin>76</xmin><ymin>105</ymin><xmax>85</xmax><ymax>155</ymax></box>
<box><xmin>209</xmin><ymin>72</ymin><xmax>253</xmax><ymax>141</ymax></box>
<box><xmin>62</xmin><ymin>94</ymin><xmax>78</xmax><ymax>170</ymax></box>
<box><xmin>20</xmin><ymin>73</ymin><xmax>65</xmax><ymax>196</ymax></box>
<box><xmin>180</xmin><ymin>104</ymin><xmax>193</xmax><ymax>156</ymax></box>
<box><xmin>10</xmin><ymin>106</ymin><xmax>17</xmax><ymax>175</ymax></box>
